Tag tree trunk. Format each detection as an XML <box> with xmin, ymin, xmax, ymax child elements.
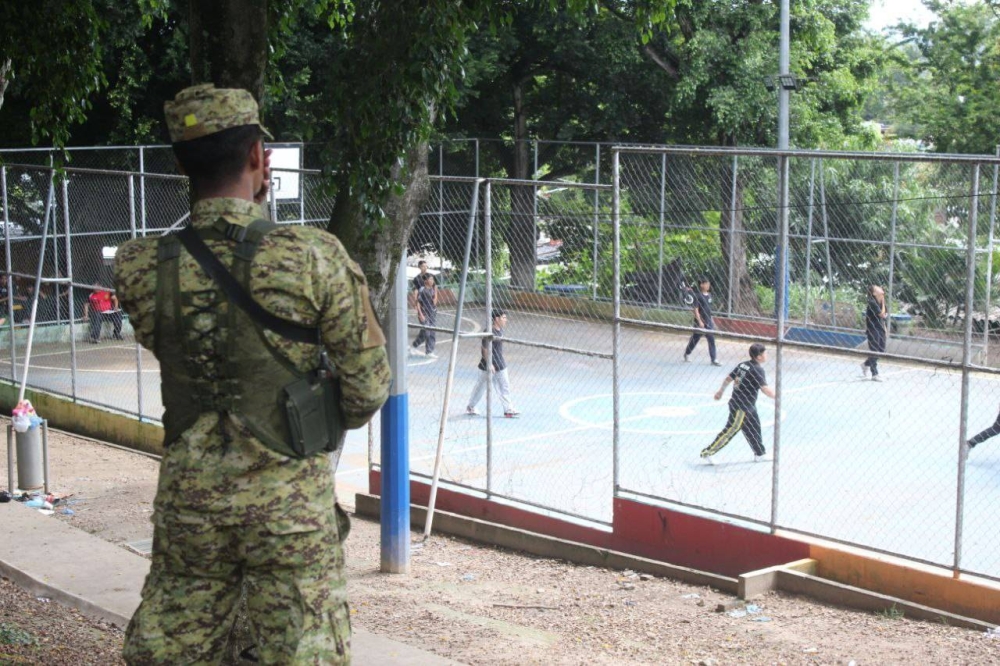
<box><xmin>0</xmin><ymin>58</ymin><xmax>10</xmax><ymax>112</ymax></box>
<box><xmin>188</xmin><ymin>0</ymin><xmax>268</xmax><ymax>99</ymax></box>
<box><xmin>505</xmin><ymin>80</ymin><xmax>537</xmax><ymax>291</ymax></box>
<box><xmin>720</xmin><ymin>168</ymin><xmax>762</xmax><ymax>317</ymax></box>
<box><xmin>328</xmin><ymin>140</ymin><xmax>431</xmax><ymax>323</ymax></box>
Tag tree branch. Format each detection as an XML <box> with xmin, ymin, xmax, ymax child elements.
<box><xmin>0</xmin><ymin>58</ymin><xmax>10</xmax><ymax>112</ymax></box>
<box><xmin>641</xmin><ymin>43</ymin><xmax>680</xmax><ymax>80</ymax></box>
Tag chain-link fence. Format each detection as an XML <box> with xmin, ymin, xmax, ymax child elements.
<box><xmin>4</xmin><ymin>143</ymin><xmax>1000</xmax><ymax>582</ymax></box>
<box><xmin>612</xmin><ymin>146</ymin><xmax>1000</xmax><ymax>582</ymax></box>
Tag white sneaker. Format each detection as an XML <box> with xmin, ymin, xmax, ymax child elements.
<box><xmin>683</xmin><ymin>354</ymin><xmax>690</xmax><ymax>363</ymax></box>
<box><xmin>466</xmin><ymin>406</ymin><xmax>479</xmax><ymax>416</ymax></box>
<box><xmin>754</xmin><ymin>453</ymin><xmax>772</xmax><ymax>463</ymax></box>
<box><xmin>426</xmin><ymin>353</ymin><xmax>439</xmax><ymax>359</ymax></box>
<box><xmin>410</xmin><ymin>347</ymin><xmax>424</xmax><ymax>356</ymax></box>
<box><xmin>861</xmin><ymin>362</ymin><xmax>868</xmax><ymax>378</ymax></box>
<box><xmin>872</xmin><ymin>375</ymin><xmax>882</xmax><ymax>382</ymax></box>
<box><xmin>700</xmin><ymin>452</ymin><xmax>715</xmax><ymax>465</ymax></box>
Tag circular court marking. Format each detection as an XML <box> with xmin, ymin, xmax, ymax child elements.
<box><xmin>559</xmin><ymin>391</ymin><xmax>779</xmax><ymax>436</ymax></box>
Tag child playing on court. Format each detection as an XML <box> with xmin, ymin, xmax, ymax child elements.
<box><xmin>700</xmin><ymin>343</ymin><xmax>776</xmax><ymax>464</ymax></box>
<box><xmin>467</xmin><ymin>308</ymin><xmax>519</xmax><ymax>418</ymax></box>
<box><xmin>413</xmin><ymin>274</ymin><xmax>438</xmax><ymax>357</ymax></box>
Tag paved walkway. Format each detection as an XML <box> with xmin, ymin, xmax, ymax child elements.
<box><xmin>0</xmin><ymin>501</ymin><xmax>459</xmax><ymax>665</ymax></box>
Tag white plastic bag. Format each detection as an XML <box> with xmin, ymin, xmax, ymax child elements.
<box><xmin>11</xmin><ymin>399</ymin><xmax>36</xmax><ymax>433</ymax></box>
<box><xmin>12</xmin><ymin>414</ymin><xmax>31</xmax><ymax>433</ymax></box>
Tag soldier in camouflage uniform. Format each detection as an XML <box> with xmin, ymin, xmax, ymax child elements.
<box><xmin>114</xmin><ymin>84</ymin><xmax>390</xmax><ymax>665</ymax></box>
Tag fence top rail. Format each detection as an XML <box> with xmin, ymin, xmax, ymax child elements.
<box><xmin>0</xmin><ymin>164</ymin><xmax>607</xmax><ymax>191</ymax></box>
<box><xmin>611</xmin><ymin>145</ymin><xmax>1000</xmax><ymax>165</ymax></box>
<box><xmin>0</xmin><ymin>163</ymin><xmax>189</xmax><ymax>181</ymax></box>
<box><xmin>486</xmin><ymin>177</ymin><xmax>612</xmax><ymax>190</ymax></box>
<box><xmin>428</xmin><ymin>175</ymin><xmax>484</xmax><ymax>184</ymax></box>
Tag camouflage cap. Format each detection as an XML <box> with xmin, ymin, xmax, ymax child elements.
<box><xmin>164</xmin><ymin>83</ymin><xmax>274</xmax><ymax>143</ymax></box>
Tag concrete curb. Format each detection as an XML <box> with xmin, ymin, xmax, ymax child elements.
<box><xmin>357</xmin><ymin>493</ymin><xmax>997</xmax><ymax>633</ymax></box>
<box><xmin>354</xmin><ymin>493</ymin><xmax>739</xmax><ymax>593</ymax></box>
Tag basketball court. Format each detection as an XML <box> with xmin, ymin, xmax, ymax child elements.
<box><xmin>2</xmin><ymin>306</ymin><xmax>998</xmax><ymax>580</ymax></box>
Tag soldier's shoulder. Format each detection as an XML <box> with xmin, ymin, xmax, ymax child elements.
<box><xmin>115</xmin><ymin>237</ymin><xmax>160</xmax><ymax>271</ymax></box>
<box><xmin>264</xmin><ymin>224</ymin><xmax>343</xmax><ymax>248</ymax></box>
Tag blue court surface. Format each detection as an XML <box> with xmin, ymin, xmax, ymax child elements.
<box><xmin>401</xmin><ymin>306</ymin><xmax>1000</xmax><ymax>580</ymax></box>
<box><xmin>4</xmin><ymin>307</ymin><xmax>999</xmax><ymax>580</ymax></box>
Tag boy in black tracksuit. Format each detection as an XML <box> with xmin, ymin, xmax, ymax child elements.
<box><xmin>967</xmin><ymin>409</ymin><xmax>1000</xmax><ymax>450</ymax></box>
<box><xmin>700</xmin><ymin>343</ymin><xmax>776</xmax><ymax>464</ymax></box>
<box><xmin>684</xmin><ymin>277</ymin><xmax>721</xmax><ymax>366</ymax></box>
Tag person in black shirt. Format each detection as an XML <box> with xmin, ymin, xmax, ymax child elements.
<box><xmin>683</xmin><ymin>278</ymin><xmax>721</xmax><ymax>366</ymax></box>
<box><xmin>411</xmin><ymin>260</ymin><xmax>433</xmax><ymax>354</ymax></box>
<box><xmin>700</xmin><ymin>343</ymin><xmax>776</xmax><ymax>464</ymax></box>
<box><xmin>862</xmin><ymin>284</ymin><xmax>887</xmax><ymax>381</ymax></box>
<box><xmin>967</xmin><ymin>410</ymin><xmax>1000</xmax><ymax>451</ymax></box>
<box><xmin>466</xmin><ymin>308</ymin><xmax>519</xmax><ymax>417</ymax></box>
<box><xmin>412</xmin><ymin>260</ymin><xmax>431</xmax><ymax>294</ymax></box>
<box><xmin>413</xmin><ymin>274</ymin><xmax>438</xmax><ymax>357</ymax></box>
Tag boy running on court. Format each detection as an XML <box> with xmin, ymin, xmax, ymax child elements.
<box><xmin>700</xmin><ymin>343</ymin><xmax>776</xmax><ymax>464</ymax></box>
<box><xmin>684</xmin><ymin>277</ymin><xmax>721</xmax><ymax>366</ymax></box>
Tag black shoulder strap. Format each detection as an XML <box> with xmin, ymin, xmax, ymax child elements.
<box><xmin>176</xmin><ymin>224</ymin><xmax>321</xmax><ymax>345</ymax></box>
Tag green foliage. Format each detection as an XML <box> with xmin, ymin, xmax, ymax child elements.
<box><xmin>891</xmin><ymin>1</ymin><xmax>1000</xmax><ymax>154</ymax></box>
<box><xmin>653</xmin><ymin>0</ymin><xmax>884</xmax><ymax>148</ymax></box>
<box><xmin>0</xmin><ymin>1</ymin><xmax>111</xmax><ymax>147</ymax></box>
<box><xmin>877</xmin><ymin>603</ymin><xmax>905</xmax><ymax>620</ymax></box>
<box><xmin>754</xmin><ymin>277</ymin><xmax>862</xmax><ymax>325</ymax></box>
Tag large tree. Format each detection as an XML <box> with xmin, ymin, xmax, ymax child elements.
<box><xmin>1</xmin><ymin>1</ymin><xmax>677</xmax><ymax>313</ymax></box>
<box><xmin>442</xmin><ymin>6</ymin><xmax>675</xmax><ymax>289</ymax></box>
<box><xmin>632</xmin><ymin>0</ymin><xmax>883</xmax><ymax>314</ymax></box>
<box><xmin>440</xmin><ymin>0</ymin><xmax>884</xmax><ymax>312</ymax></box>
<box><xmin>891</xmin><ymin>0</ymin><xmax>1000</xmax><ymax>155</ymax></box>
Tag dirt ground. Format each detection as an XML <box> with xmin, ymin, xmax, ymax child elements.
<box><xmin>2</xmin><ymin>423</ymin><xmax>1000</xmax><ymax>665</ymax></box>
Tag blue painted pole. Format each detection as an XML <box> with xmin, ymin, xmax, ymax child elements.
<box><xmin>380</xmin><ymin>251</ymin><xmax>410</xmax><ymax>573</ymax></box>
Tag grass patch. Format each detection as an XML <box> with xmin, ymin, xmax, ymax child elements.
<box><xmin>876</xmin><ymin>603</ymin><xmax>905</xmax><ymax>620</ymax></box>
<box><xmin>0</xmin><ymin>622</ymin><xmax>36</xmax><ymax>646</ymax></box>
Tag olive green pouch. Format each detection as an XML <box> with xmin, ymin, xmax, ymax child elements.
<box><xmin>283</xmin><ymin>365</ymin><xmax>345</xmax><ymax>458</ymax></box>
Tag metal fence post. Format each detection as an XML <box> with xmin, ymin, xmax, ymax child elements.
<box><xmin>983</xmin><ymin>147</ymin><xmax>999</xmax><ymax>356</ymax></box>
<box><xmin>2</xmin><ymin>166</ymin><xmax>17</xmax><ymax>379</ymax></box>
<box><xmin>657</xmin><ymin>153</ymin><xmax>666</xmax><ymax>307</ymax></box>
<box><xmin>532</xmin><ymin>140</ymin><xmax>539</xmax><ymax>291</ymax></box>
<box><xmin>298</xmin><ymin>145</ymin><xmax>305</xmax><ymax>225</ymax></box>
<box><xmin>954</xmin><ymin>164</ymin><xmax>980</xmax><ymax>577</ymax></box>
<box><xmin>484</xmin><ymin>181</ymin><xmax>494</xmax><ymax>495</ymax></box>
<box><xmin>819</xmin><ymin>160</ymin><xmax>835</xmax><ymax>325</ymax></box>
<box><xmin>612</xmin><ymin>150</ymin><xmax>621</xmax><ymax>493</ymax></box>
<box><xmin>771</xmin><ymin>153</ymin><xmax>790</xmax><ymax>532</ymax></box>
<box><xmin>424</xmin><ymin>178</ymin><xmax>482</xmax><ymax>539</ymax></box>
<box><xmin>886</xmin><ymin>162</ymin><xmax>901</xmax><ymax>340</ymax></box>
<box><xmin>593</xmin><ymin>144</ymin><xmax>601</xmax><ymax>300</ymax></box>
<box><xmin>62</xmin><ymin>177</ymin><xmax>78</xmax><ymax>399</ymax></box>
<box><xmin>438</xmin><ymin>145</ymin><xmax>444</xmax><ymax>267</ymax></box>
<box><xmin>128</xmin><ymin>175</ymin><xmax>145</xmax><ymax>420</ymax></box>
<box><xmin>726</xmin><ymin>155</ymin><xmax>738</xmax><ymax>317</ymax></box>
<box><xmin>804</xmin><ymin>159</ymin><xmax>816</xmax><ymax>327</ymax></box>
<box><xmin>139</xmin><ymin>146</ymin><xmax>147</xmax><ymax>236</ymax></box>
<box><xmin>50</xmin><ymin>154</ymin><xmax>62</xmax><ymax>323</ymax></box>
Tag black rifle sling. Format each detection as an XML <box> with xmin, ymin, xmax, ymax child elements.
<box><xmin>176</xmin><ymin>225</ymin><xmax>321</xmax><ymax>345</ymax></box>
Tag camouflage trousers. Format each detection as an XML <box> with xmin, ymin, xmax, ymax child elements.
<box><xmin>123</xmin><ymin>507</ymin><xmax>350</xmax><ymax>665</ymax></box>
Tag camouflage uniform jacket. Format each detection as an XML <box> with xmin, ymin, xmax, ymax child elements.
<box><xmin>114</xmin><ymin>197</ymin><xmax>390</xmax><ymax>528</ymax></box>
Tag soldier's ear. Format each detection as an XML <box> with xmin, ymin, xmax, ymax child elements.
<box><xmin>248</xmin><ymin>140</ymin><xmax>263</xmax><ymax>172</ymax></box>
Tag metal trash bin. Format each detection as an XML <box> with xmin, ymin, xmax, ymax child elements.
<box><xmin>6</xmin><ymin>422</ymin><xmax>49</xmax><ymax>493</ymax></box>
